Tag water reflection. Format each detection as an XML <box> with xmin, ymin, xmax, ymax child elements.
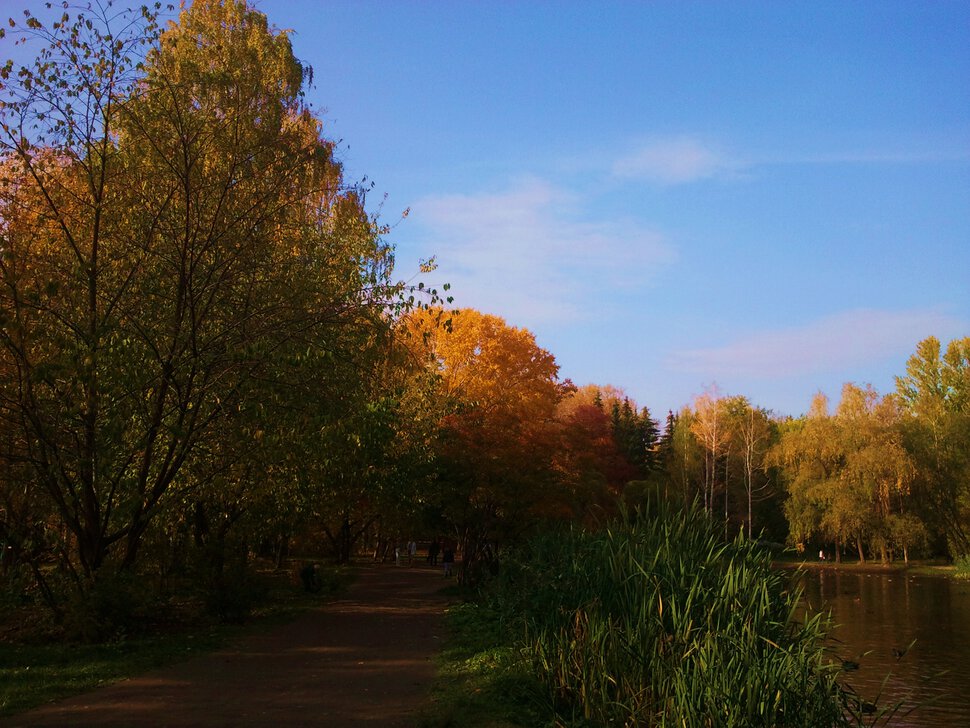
<box><xmin>799</xmin><ymin>569</ymin><xmax>970</xmax><ymax>727</ymax></box>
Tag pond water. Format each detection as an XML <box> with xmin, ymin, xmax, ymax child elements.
<box><xmin>798</xmin><ymin>569</ymin><xmax>970</xmax><ymax>727</ymax></box>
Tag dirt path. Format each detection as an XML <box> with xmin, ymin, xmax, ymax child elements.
<box><xmin>3</xmin><ymin>564</ymin><xmax>449</xmax><ymax>727</ymax></box>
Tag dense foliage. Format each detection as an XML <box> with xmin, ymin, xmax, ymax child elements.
<box><xmin>656</xmin><ymin>336</ymin><xmax>969</xmax><ymax>564</ymax></box>
<box><xmin>490</xmin><ymin>502</ymin><xmax>848</xmax><ymax>727</ymax></box>
<box><xmin>0</xmin><ymin>0</ymin><xmax>443</xmax><ymax>629</ymax></box>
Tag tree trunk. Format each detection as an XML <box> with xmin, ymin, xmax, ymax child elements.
<box><xmin>339</xmin><ymin>516</ymin><xmax>352</xmax><ymax>563</ymax></box>
<box><xmin>857</xmin><ymin>540</ymin><xmax>866</xmax><ymax>564</ymax></box>
<box><xmin>274</xmin><ymin>535</ymin><xmax>289</xmax><ymax>570</ymax></box>
<box><xmin>747</xmin><ymin>478</ymin><xmax>753</xmax><ymax>540</ymax></box>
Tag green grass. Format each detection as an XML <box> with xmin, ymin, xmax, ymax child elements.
<box><xmin>420</xmin><ymin>503</ymin><xmax>856</xmax><ymax>727</ymax></box>
<box><xmin>492</xmin><ymin>502</ymin><xmax>851</xmax><ymax>728</ymax></box>
<box><xmin>421</xmin><ymin>508</ymin><xmax>944</xmax><ymax>728</ymax></box>
<box><xmin>417</xmin><ymin>597</ymin><xmax>549</xmax><ymax>728</ymax></box>
<box><xmin>906</xmin><ymin>563</ymin><xmax>957</xmax><ymax>578</ymax></box>
<box><xmin>0</xmin><ymin>627</ymin><xmax>230</xmax><ymax>716</ymax></box>
<box><xmin>954</xmin><ymin>555</ymin><xmax>970</xmax><ymax>580</ymax></box>
<box><xmin>0</xmin><ymin>563</ymin><xmax>353</xmax><ymax>718</ymax></box>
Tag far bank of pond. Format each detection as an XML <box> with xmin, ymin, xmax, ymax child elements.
<box><xmin>792</xmin><ymin>566</ymin><xmax>970</xmax><ymax>727</ymax></box>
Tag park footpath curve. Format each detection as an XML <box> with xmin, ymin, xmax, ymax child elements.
<box><xmin>2</xmin><ymin>563</ymin><xmax>448</xmax><ymax>728</ymax></box>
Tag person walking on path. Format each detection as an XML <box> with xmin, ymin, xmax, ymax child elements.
<box><xmin>442</xmin><ymin>544</ymin><xmax>455</xmax><ymax>577</ymax></box>
<box><xmin>408</xmin><ymin>540</ymin><xmax>417</xmax><ymax>566</ymax></box>
<box><xmin>427</xmin><ymin>538</ymin><xmax>440</xmax><ymax>566</ymax></box>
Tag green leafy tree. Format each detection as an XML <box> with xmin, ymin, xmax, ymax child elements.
<box><xmin>895</xmin><ymin>336</ymin><xmax>970</xmax><ymax>558</ymax></box>
<box><xmin>0</xmin><ymin>1</ymin><xmax>408</xmax><ymax>608</ymax></box>
<box><xmin>665</xmin><ymin>407</ymin><xmax>704</xmax><ymax>507</ymax></box>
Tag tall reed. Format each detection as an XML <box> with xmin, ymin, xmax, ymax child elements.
<box><xmin>491</xmin><ymin>500</ymin><xmax>847</xmax><ymax>726</ymax></box>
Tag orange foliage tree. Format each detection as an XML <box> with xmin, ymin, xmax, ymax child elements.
<box><xmin>403</xmin><ymin>307</ymin><xmax>565</xmax><ymax>578</ymax></box>
<box><xmin>553</xmin><ymin>386</ymin><xmax>638</xmax><ymax>520</ymax></box>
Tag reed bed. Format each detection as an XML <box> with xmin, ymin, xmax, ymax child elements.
<box><xmin>491</xmin><ymin>502</ymin><xmax>848</xmax><ymax>727</ymax></box>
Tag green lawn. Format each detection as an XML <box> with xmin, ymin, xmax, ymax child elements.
<box><xmin>417</xmin><ymin>592</ymin><xmax>548</xmax><ymax>728</ymax></box>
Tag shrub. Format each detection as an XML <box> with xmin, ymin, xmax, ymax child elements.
<box><xmin>204</xmin><ymin>567</ymin><xmax>266</xmax><ymax>623</ymax></box>
<box><xmin>954</xmin><ymin>554</ymin><xmax>970</xmax><ymax>580</ymax></box>
<box><xmin>0</xmin><ymin>563</ymin><xmax>35</xmax><ymax>610</ymax></box>
<box><xmin>61</xmin><ymin>572</ymin><xmax>155</xmax><ymax>643</ymax></box>
<box><xmin>299</xmin><ymin>562</ymin><xmax>324</xmax><ymax>592</ymax></box>
<box><xmin>491</xmin><ymin>501</ymin><xmax>848</xmax><ymax>727</ymax></box>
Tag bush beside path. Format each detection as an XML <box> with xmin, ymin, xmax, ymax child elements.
<box><xmin>2</xmin><ymin>564</ymin><xmax>448</xmax><ymax>728</ymax></box>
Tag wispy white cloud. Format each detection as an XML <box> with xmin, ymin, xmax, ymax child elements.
<box><xmin>411</xmin><ymin>177</ymin><xmax>675</xmax><ymax>325</ymax></box>
<box><xmin>611</xmin><ymin>136</ymin><xmax>737</xmax><ymax>184</ymax></box>
<box><xmin>609</xmin><ymin>135</ymin><xmax>970</xmax><ymax>186</ymax></box>
<box><xmin>668</xmin><ymin>309</ymin><xmax>966</xmax><ymax>380</ymax></box>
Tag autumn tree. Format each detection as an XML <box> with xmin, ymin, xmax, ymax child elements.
<box><xmin>404</xmin><ymin>307</ymin><xmax>563</xmax><ymax>579</ymax></box>
<box><xmin>560</xmin><ymin>384</ymin><xmax>659</xmax><ymax>484</ymax></box>
<box><xmin>691</xmin><ymin>388</ymin><xmax>725</xmax><ymax>515</ymax></box>
<box><xmin>0</xmin><ymin>0</ymin><xmax>410</xmax><ymax>607</ymax></box>
<box><xmin>723</xmin><ymin>397</ymin><xmax>774</xmax><ymax>538</ymax></box>
<box><xmin>557</xmin><ymin>383</ymin><xmax>627</xmax><ymax>418</ymax></box>
<box><xmin>774</xmin><ymin>394</ymin><xmax>853</xmax><ymax>561</ymax></box>
<box><xmin>775</xmin><ymin>386</ymin><xmax>917</xmax><ymax>563</ymax></box>
<box><xmin>836</xmin><ymin>384</ymin><xmax>915</xmax><ymax>563</ymax></box>
<box><xmin>554</xmin><ymin>387</ymin><xmax>636</xmax><ymax>518</ymax></box>
<box><xmin>895</xmin><ymin>336</ymin><xmax>970</xmax><ymax>558</ymax></box>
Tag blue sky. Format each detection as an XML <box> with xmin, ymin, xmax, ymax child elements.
<box><xmin>10</xmin><ymin>0</ymin><xmax>968</xmax><ymax>418</ymax></box>
<box><xmin>257</xmin><ymin>0</ymin><xmax>969</xmax><ymax>418</ymax></box>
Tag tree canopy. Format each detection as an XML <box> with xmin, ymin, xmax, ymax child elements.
<box><xmin>0</xmin><ymin>0</ymin><xmax>416</xmax><ymax>615</ymax></box>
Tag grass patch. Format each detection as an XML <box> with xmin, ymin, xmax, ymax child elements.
<box><xmin>495</xmin><ymin>503</ymin><xmax>850</xmax><ymax>727</ymax></box>
<box><xmin>906</xmin><ymin>563</ymin><xmax>957</xmax><ymax>578</ymax></box>
<box><xmin>417</xmin><ymin>597</ymin><xmax>549</xmax><ymax>728</ymax></box>
<box><xmin>0</xmin><ymin>627</ymin><xmax>230</xmax><ymax>717</ymax></box>
<box><xmin>954</xmin><ymin>555</ymin><xmax>970</xmax><ymax>580</ymax></box>
<box><xmin>0</xmin><ymin>563</ymin><xmax>353</xmax><ymax>718</ymax></box>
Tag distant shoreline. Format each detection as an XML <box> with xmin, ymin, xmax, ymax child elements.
<box><xmin>773</xmin><ymin>560</ymin><xmax>956</xmax><ymax>578</ymax></box>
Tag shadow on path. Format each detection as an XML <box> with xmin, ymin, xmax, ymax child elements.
<box><xmin>3</xmin><ymin>564</ymin><xmax>448</xmax><ymax>728</ymax></box>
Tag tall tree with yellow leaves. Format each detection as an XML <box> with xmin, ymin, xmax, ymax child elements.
<box><xmin>0</xmin><ymin>1</ymin><xmax>404</xmax><ymax>605</ymax></box>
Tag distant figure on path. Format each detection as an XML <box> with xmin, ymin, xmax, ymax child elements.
<box><xmin>427</xmin><ymin>538</ymin><xmax>440</xmax><ymax>566</ymax></box>
<box><xmin>818</xmin><ymin>549</ymin><xmax>826</xmax><ymax>561</ymax></box>
<box><xmin>408</xmin><ymin>540</ymin><xmax>417</xmax><ymax>566</ymax></box>
<box><xmin>442</xmin><ymin>545</ymin><xmax>454</xmax><ymax>577</ymax></box>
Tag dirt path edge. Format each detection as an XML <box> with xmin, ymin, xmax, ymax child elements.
<box><xmin>3</xmin><ymin>564</ymin><xmax>448</xmax><ymax>728</ymax></box>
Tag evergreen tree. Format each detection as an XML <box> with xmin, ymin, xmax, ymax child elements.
<box><xmin>637</xmin><ymin>407</ymin><xmax>661</xmax><ymax>473</ymax></box>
